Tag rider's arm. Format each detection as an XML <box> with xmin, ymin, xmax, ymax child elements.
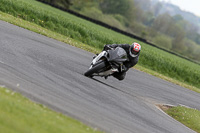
<box><xmin>103</xmin><ymin>44</ymin><xmax>119</xmax><ymax>50</ymax></box>
<box><xmin>119</xmin><ymin>44</ymin><xmax>131</xmax><ymax>50</ymax></box>
<box><xmin>104</xmin><ymin>44</ymin><xmax>130</xmax><ymax>50</ymax></box>
<box><xmin>124</xmin><ymin>56</ymin><xmax>139</xmax><ymax>70</ymax></box>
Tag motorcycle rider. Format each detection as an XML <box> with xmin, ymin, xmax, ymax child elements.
<box><xmin>103</xmin><ymin>42</ymin><xmax>141</xmax><ymax>80</ymax></box>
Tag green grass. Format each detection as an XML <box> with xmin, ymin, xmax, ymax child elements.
<box><xmin>0</xmin><ymin>87</ymin><xmax>101</xmax><ymax>133</ymax></box>
<box><xmin>0</xmin><ymin>0</ymin><xmax>200</xmax><ymax>89</ymax></box>
<box><xmin>165</xmin><ymin>106</ymin><xmax>200</xmax><ymax>133</ymax></box>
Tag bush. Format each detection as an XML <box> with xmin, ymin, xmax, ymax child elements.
<box><xmin>153</xmin><ymin>35</ymin><xmax>172</xmax><ymax>49</ymax></box>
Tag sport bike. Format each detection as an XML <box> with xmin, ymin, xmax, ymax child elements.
<box><xmin>84</xmin><ymin>46</ymin><xmax>128</xmax><ymax>78</ymax></box>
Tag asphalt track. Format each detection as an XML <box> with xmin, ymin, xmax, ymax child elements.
<box><xmin>0</xmin><ymin>20</ymin><xmax>200</xmax><ymax>133</ymax></box>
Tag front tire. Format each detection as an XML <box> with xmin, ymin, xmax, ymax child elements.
<box><xmin>84</xmin><ymin>61</ymin><xmax>106</xmax><ymax>77</ymax></box>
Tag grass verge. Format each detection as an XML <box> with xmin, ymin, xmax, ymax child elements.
<box><xmin>0</xmin><ymin>86</ymin><xmax>101</xmax><ymax>133</ymax></box>
<box><xmin>0</xmin><ymin>0</ymin><xmax>200</xmax><ymax>89</ymax></box>
<box><xmin>159</xmin><ymin>105</ymin><xmax>200</xmax><ymax>133</ymax></box>
<box><xmin>134</xmin><ymin>65</ymin><xmax>200</xmax><ymax>93</ymax></box>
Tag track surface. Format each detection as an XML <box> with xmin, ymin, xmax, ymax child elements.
<box><xmin>0</xmin><ymin>20</ymin><xmax>200</xmax><ymax>133</ymax></box>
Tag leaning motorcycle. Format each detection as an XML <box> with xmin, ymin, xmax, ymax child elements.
<box><xmin>84</xmin><ymin>46</ymin><xmax>128</xmax><ymax>78</ymax></box>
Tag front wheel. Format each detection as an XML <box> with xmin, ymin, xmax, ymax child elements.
<box><xmin>84</xmin><ymin>61</ymin><xmax>106</xmax><ymax>77</ymax></box>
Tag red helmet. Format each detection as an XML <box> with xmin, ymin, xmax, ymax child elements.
<box><xmin>129</xmin><ymin>42</ymin><xmax>141</xmax><ymax>57</ymax></box>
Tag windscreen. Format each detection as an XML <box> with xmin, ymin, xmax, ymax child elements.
<box><xmin>108</xmin><ymin>47</ymin><xmax>127</xmax><ymax>63</ymax></box>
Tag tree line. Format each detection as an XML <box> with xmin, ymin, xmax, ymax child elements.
<box><xmin>39</xmin><ymin>0</ymin><xmax>200</xmax><ymax>62</ymax></box>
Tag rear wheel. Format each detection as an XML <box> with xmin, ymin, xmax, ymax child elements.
<box><xmin>84</xmin><ymin>61</ymin><xmax>106</xmax><ymax>77</ymax></box>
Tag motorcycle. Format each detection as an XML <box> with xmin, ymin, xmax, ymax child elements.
<box><xmin>84</xmin><ymin>46</ymin><xmax>128</xmax><ymax>78</ymax></box>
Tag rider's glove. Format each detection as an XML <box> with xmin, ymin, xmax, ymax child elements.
<box><xmin>103</xmin><ymin>45</ymin><xmax>109</xmax><ymax>51</ymax></box>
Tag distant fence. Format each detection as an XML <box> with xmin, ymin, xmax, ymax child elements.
<box><xmin>37</xmin><ymin>0</ymin><xmax>199</xmax><ymax>65</ymax></box>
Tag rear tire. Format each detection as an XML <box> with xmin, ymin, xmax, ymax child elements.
<box><xmin>84</xmin><ymin>61</ymin><xmax>106</xmax><ymax>77</ymax></box>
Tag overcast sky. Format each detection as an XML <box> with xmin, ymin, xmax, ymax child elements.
<box><xmin>160</xmin><ymin>0</ymin><xmax>200</xmax><ymax>16</ymax></box>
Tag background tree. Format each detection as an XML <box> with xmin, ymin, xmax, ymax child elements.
<box><xmin>100</xmin><ymin>0</ymin><xmax>128</xmax><ymax>15</ymax></box>
<box><xmin>153</xmin><ymin>35</ymin><xmax>172</xmax><ymax>49</ymax></box>
<box><xmin>171</xmin><ymin>28</ymin><xmax>186</xmax><ymax>52</ymax></box>
<box><xmin>71</xmin><ymin>0</ymin><xmax>95</xmax><ymax>11</ymax></box>
<box><xmin>39</xmin><ymin>0</ymin><xmax>72</xmax><ymax>9</ymax></box>
<box><xmin>152</xmin><ymin>13</ymin><xmax>173</xmax><ymax>35</ymax></box>
<box><xmin>153</xmin><ymin>3</ymin><xmax>163</xmax><ymax>16</ymax></box>
<box><xmin>69</xmin><ymin>0</ymin><xmax>200</xmax><ymax>62</ymax></box>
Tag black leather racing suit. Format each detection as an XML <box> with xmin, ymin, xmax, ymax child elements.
<box><xmin>104</xmin><ymin>44</ymin><xmax>139</xmax><ymax>80</ymax></box>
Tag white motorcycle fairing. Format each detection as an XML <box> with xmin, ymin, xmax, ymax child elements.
<box><xmin>84</xmin><ymin>47</ymin><xmax>127</xmax><ymax>78</ymax></box>
<box><xmin>89</xmin><ymin>51</ymin><xmax>118</xmax><ymax>76</ymax></box>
